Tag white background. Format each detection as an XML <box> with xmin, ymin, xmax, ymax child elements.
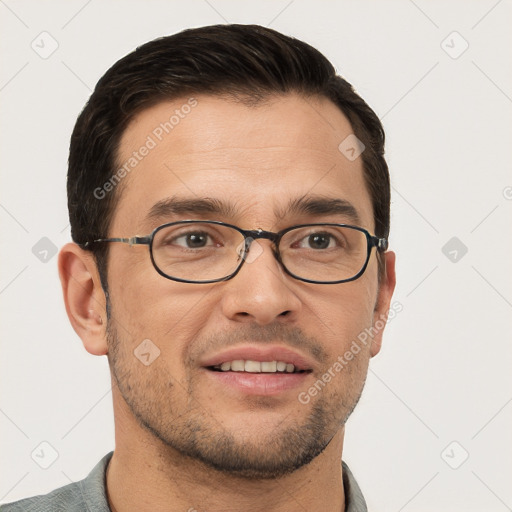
<box><xmin>1</xmin><ymin>1</ymin><xmax>511</xmax><ymax>510</ymax></box>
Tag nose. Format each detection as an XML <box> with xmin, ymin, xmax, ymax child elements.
<box><xmin>220</xmin><ymin>239</ymin><xmax>302</xmax><ymax>325</ymax></box>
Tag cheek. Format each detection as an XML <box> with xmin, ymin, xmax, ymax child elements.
<box><xmin>305</xmin><ymin>278</ymin><xmax>377</xmax><ymax>352</ymax></box>
<box><xmin>107</xmin><ymin>267</ymin><xmax>215</xmax><ymax>377</ymax></box>
<box><xmin>108</xmin><ymin>248</ymin><xmax>204</xmax><ymax>331</ymax></box>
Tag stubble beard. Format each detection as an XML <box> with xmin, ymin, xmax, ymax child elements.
<box><xmin>106</xmin><ymin>319</ymin><xmax>367</xmax><ymax>480</ymax></box>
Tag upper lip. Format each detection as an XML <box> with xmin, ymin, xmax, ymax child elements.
<box><xmin>200</xmin><ymin>345</ymin><xmax>316</xmax><ymax>371</ymax></box>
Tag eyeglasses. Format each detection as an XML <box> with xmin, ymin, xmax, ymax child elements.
<box><xmin>83</xmin><ymin>220</ymin><xmax>388</xmax><ymax>284</ymax></box>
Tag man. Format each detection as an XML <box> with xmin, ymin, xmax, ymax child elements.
<box><xmin>3</xmin><ymin>24</ymin><xmax>395</xmax><ymax>511</ymax></box>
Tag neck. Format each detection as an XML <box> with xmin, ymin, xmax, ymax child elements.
<box><xmin>106</xmin><ymin>392</ymin><xmax>346</xmax><ymax>512</ymax></box>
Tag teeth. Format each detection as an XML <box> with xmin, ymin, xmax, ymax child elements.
<box><xmin>245</xmin><ymin>360</ymin><xmax>261</xmax><ymax>372</ymax></box>
<box><xmin>231</xmin><ymin>360</ymin><xmax>245</xmax><ymax>371</ymax></box>
<box><xmin>276</xmin><ymin>361</ymin><xmax>286</xmax><ymax>372</ymax></box>
<box><xmin>261</xmin><ymin>361</ymin><xmax>277</xmax><ymax>372</ymax></box>
<box><xmin>215</xmin><ymin>360</ymin><xmax>299</xmax><ymax>373</ymax></box>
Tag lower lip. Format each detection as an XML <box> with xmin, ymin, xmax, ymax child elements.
<box><xmin>204</xmin><ymin>369</ymin><xmax>311</xmax><ymax>396</ymax></box>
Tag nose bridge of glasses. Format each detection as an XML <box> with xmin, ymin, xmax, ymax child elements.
<box><xmin>241</xmin><ymin>229</ymin><xmax>279</xmax><ymax>250</ymax></box>
<box><xmin>243</xmin><ymin>229</ymin><xmax>278</xmax><ymax>241</ymax></box>
<box><xmin>237</xmin><ymin>229</ymin><xmax>281</xmax><ymax>266</ymax></box>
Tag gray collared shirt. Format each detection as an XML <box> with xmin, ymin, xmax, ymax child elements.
<box><xmin>1</xmin><ymin>452</ymin><xmax>367</xmax><ymax>511</ymax></box>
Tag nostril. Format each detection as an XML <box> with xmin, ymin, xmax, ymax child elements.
<box><xmin>279</xmin><ymin>310</ymin><xmax>291</xmax><ymax>317</ymax></box>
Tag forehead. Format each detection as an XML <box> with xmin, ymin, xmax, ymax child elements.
<box><xmin>112</xmin><ymin>93</ymin><xmax>374</xmax><ymax>233</ymax></box>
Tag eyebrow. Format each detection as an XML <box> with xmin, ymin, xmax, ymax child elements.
<box><xmin>144</xmin><ymin>194</ymin><xmax>361</xmax><ymax>226</ymax></box>
<box><xmin>145</xmin><ymin>197</ymin><xmax>237</xmax><ymax>224</ymax></box>
<box><xmin>279</xmin><ymin>195</ymin><xmax>361</xmax><ymax>225</ymax></box>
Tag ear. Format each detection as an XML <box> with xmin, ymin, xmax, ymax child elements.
<box><xmin>370</xmin><ymin>251</ymin><xmax>396</xmax><ymax>357</ymax></box>
<box><xmin>58</xmin><ymin>243</ymin><xmax>108</xmax><ymax>356</ymax></box>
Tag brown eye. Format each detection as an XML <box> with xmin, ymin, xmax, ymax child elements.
<box><xmin>306</xmin><ymin>233</ymin><xmax>332</xmax><ymax>250</ymax></box>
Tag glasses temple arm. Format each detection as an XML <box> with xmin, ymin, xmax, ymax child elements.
<box><xmin>81</xmin><ymin>236</ymin><xmax>151</xmax><ymax>248</ymax></box>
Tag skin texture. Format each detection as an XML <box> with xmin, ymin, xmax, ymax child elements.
<box><xmin>59</xmin><ymin>93</ymin><xmax>396</xmax><ymax>512</ymax></box>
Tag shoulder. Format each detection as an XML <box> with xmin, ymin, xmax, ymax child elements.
<box><xmin>1</xmin><ymin>452</ymin><xmax>113</xmax><ymax>512</ymax></box>
<box><xmin>342</xmin><ymin>460</ymin><xmax>368</xmax><ymax>512</ymax></box>
<box><xmin>1</xmin><ymin>481</ymin><xmax>85</xmax><ymax>512</ymax></box>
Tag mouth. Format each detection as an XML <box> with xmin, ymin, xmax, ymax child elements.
<box><xmin>200</xmin><ymin>346</ymin><xmax>314</xmax><ymax>396</ymax></box>
<box><xmin>208</xmin><ymin>360</ymin><xmax>311</xmax><ymax>374</ymax></box>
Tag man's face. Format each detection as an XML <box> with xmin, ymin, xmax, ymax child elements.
<box><xmin>104</xmin><ymin>93</ymin><xmax>393</xmax><ymax>478</ymax></box>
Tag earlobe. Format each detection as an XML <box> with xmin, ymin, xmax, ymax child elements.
<box><xmin>370</xmin><ymin>251</ymin><xmax>396</xmax><ymax>357</ymax></box>
<box><xmin>58</xmin><ymin>243</ymin><xmax>108</xmax><ymax>356</ymax></box>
